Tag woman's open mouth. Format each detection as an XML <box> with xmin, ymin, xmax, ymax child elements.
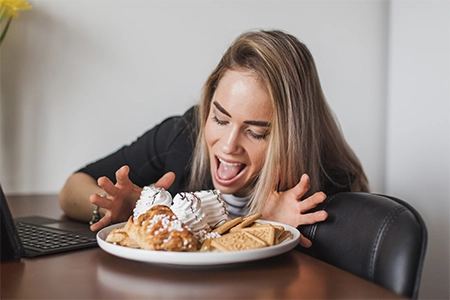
<box><xmin>215</xmin><ymin>156</ymin><xmax>247</xmax><ymax>185</ymax></box>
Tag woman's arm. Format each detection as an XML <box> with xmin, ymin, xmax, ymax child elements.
<box><xmin>59</xmin><ymin>166</ymin><xmax>176</xmax><ymax>231</ymax></box>
<box><xmin>59</xmin><ymin>107</ymin><xmax>196</xmax><ymax>227</ymax></box>
<box><xmin>59</xmin><ymin>166</ymin><xmax>144</xmax><ymax>229</ymax></box>
<box><xmin>59</xmin><ymin>172</ymin><xmax>104</xmax><ymax>222</ymax></box>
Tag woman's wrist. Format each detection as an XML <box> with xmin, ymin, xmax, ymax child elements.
<box><xmin>89</xmin><ymin>191</ymin><xmax>107</xmax><ymax>225</ymax></box>
<box><xmin>89</xmin><ymin>204</ymin><xmax>101</xmax><ymax>225</ymax></box>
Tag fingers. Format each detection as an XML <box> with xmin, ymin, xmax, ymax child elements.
<box><xmin>298</xmin><ymin>235</ymin><xmax>312</xmax><ymax>248</ymax></box>
<box><xmin>115</xmin><ymin>165</ymin><xmax>131</xmax><ymax>186</ymax></box>
<box><xmin>298</xmin><ymin>191</ymin><xmax>328</xmax><ymax>225</ymax></box>
<box><xmin>96</xmin><ymin>165</ymin><xmax>131</xmax><ymax>197</ymax></box>
<box><xmin>290</xmin><ymin>174</ymin><xmax>311</xmax><ymax>200</ymax></box>
<box><xmin>155</xmin><ymin>172</ymin><xmax>176</xmax><ymax>190</ymax></box>
<box><xmin>300</xmin><ymin>210</ymin><xmax>328</xmax><ymax>225</ymax></box>
<box><xmin>90</xmin><ymin>215</ymin><xmax>111</xmax><ymax>232</ymax></box>
<box><xmin>97</xmin><ymin>176</ymin><xmax>117</xmax><ymax>196</ymax></box>
<box><xmin>300</xmin><ymin>191</ymin><xmax>327</xmax><ymax>213</ymax></box>
<box><xmin>89</xmin><ymin>193</ymin><xmax>112</xmax><ymax>231</ymax></box>
<box><xmin>89</xmin><ymin>193</ymin><xmax>112</xmax><ymax>210</ymax></box>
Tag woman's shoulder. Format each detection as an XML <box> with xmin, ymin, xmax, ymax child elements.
<box><xmin>158</xmin><ymin>106</ymin><xmax>198</xmax><ymax>130</ymax></box>
<box><xmin>132</xmin><ymin>105</ymin><xmax>199</xmax><ymax>153</ymax></box>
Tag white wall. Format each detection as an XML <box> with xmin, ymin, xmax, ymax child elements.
<box><xmin>386</xmin><ymin>1</ymin><xmax>449</xmax><ymax>299</ymax></box>
<box><xmin>0</xmin><ymin>0</ymin><xmax>387</xmax><ymax>194</ymax></box>
<box><xmin>0</xmin><ymin>1</ymin><xmax>448</xmax><ymax>299</ymax></box>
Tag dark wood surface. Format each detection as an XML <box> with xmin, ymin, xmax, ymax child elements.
<box><xmin>1</xmin><ymin>194</ymin><xmax>406</xmax><ymax>299</ymax></box>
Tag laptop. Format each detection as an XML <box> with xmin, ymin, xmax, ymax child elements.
<box><xmin>0</xmin><ymin>183</ymin><xmax>98</xmax><ymax>262</ymax></box>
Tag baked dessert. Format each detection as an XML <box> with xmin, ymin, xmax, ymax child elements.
<box><xmin>125</xmin><ymin>204</ymin><xmax>198</xmax><ymax>252</ymax></box>
<box><xmin>133</xmin><ymin>185</ymin><xmax>172</xmax><ymax>222</ymax></box>
<box><xmin>105</xmin><ymin>226</ymin><xmax>140</xmax><ymax>248</ymax></box>
<box><xmin>171</xmin><ymin>192</ymin><xmax>211</xmax><ymax>232</ymax></box>
<box><xmin>194</xmin><ymin>189</ymin><xmax>229</xmax><ymax>228</ymax></box>
<box><xmin>106</xmin><ymin>209</ymin><xmax>293</xmax><ymax>252</ymax></box>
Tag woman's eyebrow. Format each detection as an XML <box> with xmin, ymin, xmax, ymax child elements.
<box><xmin>213</xmin><ymin>101</ymin><xmax>231</xmax><ymax>117</ymax></box>
<box><xmin>244</xmin><ymin>120</ymin><xmax>271</xmax><ymax>127</ymax></box>
<box><xmin>213</xmin><ymin>101</ymin><xmax>271</xmax><ymax>127</ymax></box>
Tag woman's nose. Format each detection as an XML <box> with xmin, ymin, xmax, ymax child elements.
<box><xmin>221</xmin><ymin>127</ymin><xmax>242</xmax><ymax>154</ymax></box>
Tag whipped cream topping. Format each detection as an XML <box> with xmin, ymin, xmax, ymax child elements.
<box><xmin>133</xmin><ymin>185</ymin><xmax>173</xmax><ymax>222</ymax></box>
<box><xmin>171</xmin><ymin>192</ymin><xmax>210</xmax><ymax>232</ymax></box>
<box><xmin>194</xmin><ymin>189</ymin><xmax>229</xmax><ymax>228</ymax></box>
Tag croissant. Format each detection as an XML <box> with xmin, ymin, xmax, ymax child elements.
<box><xmin>105</xmin><ymin>226</ymin><xmax>140</xmax><ymax>248</ymax></box>
<box><xmin>124</xmin><ymin>204</ymin><xmax>198</xmax><ymax>252</ymax></box>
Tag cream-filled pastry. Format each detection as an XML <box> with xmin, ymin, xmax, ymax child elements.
<box><xmin>133</xmin><ymin>185</ymin><xmax>172</xmax><ymax>222</ymax></box>
<box><xmin>194</xmin><ymin>189</ymin><xmax>229</xmax><ymax>228</ymax></box>
<box><xmin>171</xmin><ymin>192</ymin><xmax>211</xmax><ymax>233</ymax></box>
<box><xmin>125</xmin><ymin>204</ymin><xmax>198</xmax><ymax>251</ymax></box>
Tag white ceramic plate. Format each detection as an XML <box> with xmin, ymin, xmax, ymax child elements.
<box><xmin>97</xmin><ymin>220</ymin><xmax>300</xmax><ymax>266</ymax></box>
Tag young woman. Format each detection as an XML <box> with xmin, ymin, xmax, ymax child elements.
<box><xmin>59</xmin><ymin>29</ymin><xmax>369</xmax><ymax>248</ymax></box>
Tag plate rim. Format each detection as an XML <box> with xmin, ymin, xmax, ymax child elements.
<box><xmin>97</xmin><ymin>219</ymin><xmax>300</xmax><ymax>266</ymax></box>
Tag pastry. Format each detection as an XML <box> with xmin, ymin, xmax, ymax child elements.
<box><xmin>105</xmin><ymin>226</ymin><xmax>140</xmax><ymax>248</ymax></box>
<box><xmin>133</xmin><ymin>185</ymin><xmax>172</xmax><ymax>222</ymax></box>
<box><xmin>129</xmin><ymin>204</ymin><xmax>198</xmax><ymax>251</ymax></box>
<box><xmin>194</xmin><ymin>189</ymin><xmax>229</xmax><ymax>228</ymax></box>
<box><xmin>171</xmin><ymin>192</ymin><xmax>211</xmax><ymax>233</ymax></box>
<box><xmin>105</xmin><ymin>186</ymin><xmax>292</xmax><ymax>252</ymax></box>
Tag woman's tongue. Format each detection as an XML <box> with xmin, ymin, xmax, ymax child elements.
<box><xmin>217</xmin><ymin>162</ymin><xmax>242</xmax><ymax>180</ymax></box>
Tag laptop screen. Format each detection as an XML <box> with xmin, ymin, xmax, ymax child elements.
<box><xmin>0</xmin><ymin>184</ymin><xmax>25</xmax><ymax>262</ymax></box>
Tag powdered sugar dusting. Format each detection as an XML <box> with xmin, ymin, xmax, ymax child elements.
<box><xmin>146</xmin><ymin>214</ymin><xmax>185</xmax><ymax>233</ymax></box>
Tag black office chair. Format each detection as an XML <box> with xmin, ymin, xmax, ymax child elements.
<box><xmin>297</xmin><ymin>192</ymin><xmax>427</xmax><ymax>299</ymax></box>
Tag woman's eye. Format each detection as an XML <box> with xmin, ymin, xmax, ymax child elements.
<box><xmin>212</xmin><ymin>116</ymin><xmax>228</xmax><ymax>125</ymax></box>
<box><xmin>248</xmin><ymin>130</ymin><xmax>269</xmax><ymax>140</ymax></box>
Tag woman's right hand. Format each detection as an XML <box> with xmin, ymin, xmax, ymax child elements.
<box><xmin>261</xmin><ymin>173</ymin><xmax>328</xmax><ymax>248</ymax></box>
<box><xmin>89</xmin><ymin>165</ymin><xmax>175</xmax><ymax>231</ymax></box>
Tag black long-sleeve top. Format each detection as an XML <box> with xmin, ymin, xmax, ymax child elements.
<box><xmin>78</xmin><ymin>106</ymin><xmax>351</xmax><ymax>197</ymax></box>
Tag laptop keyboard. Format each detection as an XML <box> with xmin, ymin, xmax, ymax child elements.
<box><xmin>15</xmin><ymin>221</ymin><xmax>97</xmax><ymax>251</ymax></box>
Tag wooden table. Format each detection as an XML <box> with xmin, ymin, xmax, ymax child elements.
<box><xmin>1</xmin><ymin>195</ymin><xmax>406</xmax><ymax>299</ymax></box>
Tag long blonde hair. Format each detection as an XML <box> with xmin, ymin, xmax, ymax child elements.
<box><xmin>189</xmin><ymin>29</ymin><xmax>369</xmax><ymax>213</ymax></box>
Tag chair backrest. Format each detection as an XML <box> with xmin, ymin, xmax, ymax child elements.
<box><xmin>298</xmin><ymin>192</ymin><xmax>427</xmax><ymax>299</ymax></box>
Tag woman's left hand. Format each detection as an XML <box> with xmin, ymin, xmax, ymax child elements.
<box><xmin>261</xmin><ymin>173</ymin><xmax>328</xmax><ymax>248</ymax></box>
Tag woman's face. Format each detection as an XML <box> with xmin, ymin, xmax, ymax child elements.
<box><xmin>204</xmin><ymin>69</ymin><xmax>273</xmax><ymax>197</ymax></box>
